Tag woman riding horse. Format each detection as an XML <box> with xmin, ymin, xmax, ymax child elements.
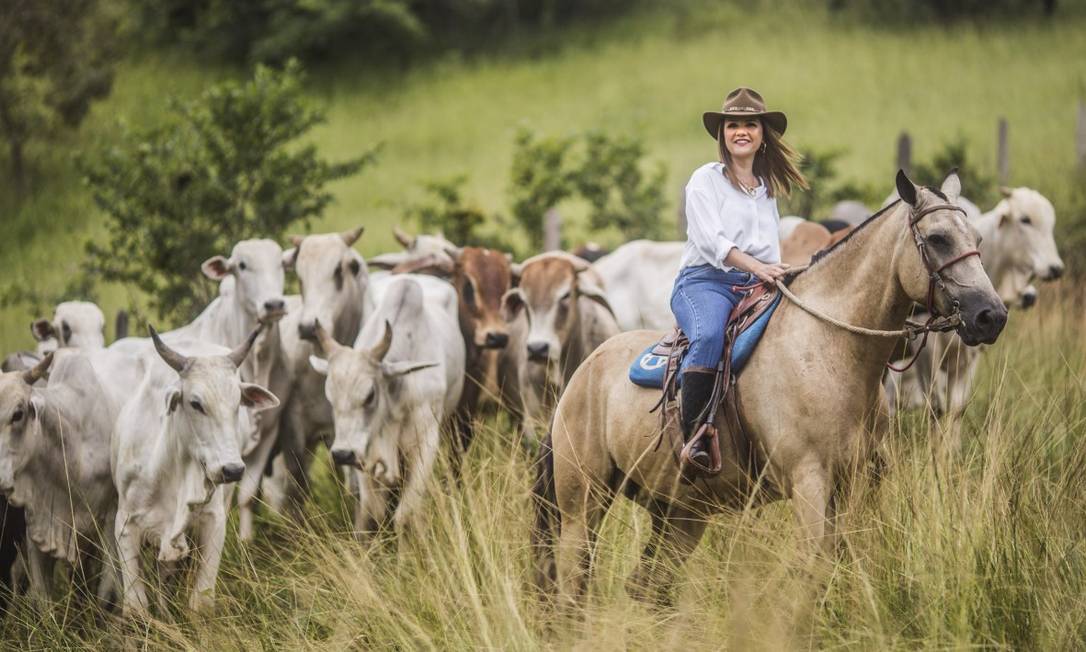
<box><xmin>674</xmin><ymin>87</ymin><xmax>808</xmax><ymax>471</ymax></box>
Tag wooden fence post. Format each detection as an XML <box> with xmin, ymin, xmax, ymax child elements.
<box><xmin>114</xmin><ymin>310</ymin><xmax>129</xmax><ymax>342</ymax></box>
<box><xmin>543</xmin><ymin>208</ymin><xmax>562</xmax><ymax>252</ymax></box>
<box><xmin>1077</xmin><ymin>100</ymin><xmax>1086</xmax><ymax>167</ymax></box>
<box><xmin>896</xmin><ymin>131</ymin><xmax>912</xmax><ymax>175</ymax></box>
<box><xmin>676</xmin><ymin>186</ymin><xmax>687</xmax><ymax>241</ymax></box>
<box><xmin>997</xmin><ymin>117</ymin><xmax>1010</xmax><ymax>184</ymax></box>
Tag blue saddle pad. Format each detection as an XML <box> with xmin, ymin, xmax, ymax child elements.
<box><xmin>628</xmin><ymin>292</ymin><xmax>782</xmax><ymax>389</ymax></box>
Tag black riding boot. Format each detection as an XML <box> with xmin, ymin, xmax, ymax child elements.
<box><xmin>680</xmin><ymin>370</ymin><xmax>716</xmax><ymax>470</ymax></box>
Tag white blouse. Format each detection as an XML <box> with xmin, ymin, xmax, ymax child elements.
<box><xmin>679</xmin><ymin>161</ymin><xmax>781</xmax><ymax>271</ymax></box>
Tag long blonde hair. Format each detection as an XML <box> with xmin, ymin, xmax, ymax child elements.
<box><xmin>717</xmin><ymin>120</ymin><xmax>809</xmax><ymax>198</ymax></box>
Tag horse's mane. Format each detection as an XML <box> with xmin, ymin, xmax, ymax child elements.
<box><xmin>784</xmin><ymin>185</ymin><xmax>948</xmax><ymax>285</ymax></box>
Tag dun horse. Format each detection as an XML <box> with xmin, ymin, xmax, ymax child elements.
<box><xmin>532</xmin><ymin>171</ymin><xmax>1007</xmax><ymax>607</ymax></box>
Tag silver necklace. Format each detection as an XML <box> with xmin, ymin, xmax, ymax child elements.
<box><xmin>737</xmin><ymin>178</ymin><xmax>759</xmax><ymax>197</ymax></box>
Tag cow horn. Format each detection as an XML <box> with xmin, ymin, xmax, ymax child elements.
<box><xmin>149</xmin><ymin>326</ymin><xmax>191</xmax><ymax>373</ymax></box>
<box><xmin>290</xmin><ymin>234</ymin><xmax>305</xmax><ymax>247</ymax></box>
<box><xmin>392</xmin><ymin>225</ymin><xmax>415</xmax><ymax>249</ymax></box>
<box><xmin>21</xmin><ymin>352</ymin><xmax>53</xmax><ymax>385</ymax></box>
<box><xmin>369</xmin><ymin>320</ymin><xmax>393</xmax><ymax>361</ymax></box>
<box><xmin>341</xmin><ymin>226</ymin><xmax>365</xmax><ymax>247</ymax></box>
<box><xmin>227</xmin><ymin>324</ymin><xmax>264</xmax><ymax>368</ymax></box>
<box><xmin>313</xmin><ymin>320</ymin><xmax>344</xmax><ymax>356</ymax></box>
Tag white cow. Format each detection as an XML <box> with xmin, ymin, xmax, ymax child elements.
<box><xmin>502</xmin><ymin>252</ymin><xmax>620</xmax><ymax>440</ymax></box>
<box><xmin>367</xmin><ymin>227</ymin><xmax>457</xmax><ymax>271</ymax></box>
<box><xmin>112</xmin><ymin>327</ymin><xmax>277</xmax><ymax>615</ymax></box>
<box><xmin>778</xmin><ymin>216</ymin><xmax>806</xmax><ymax>241</ymax></box>
<box><xmin>309</xmin><ymin>277</ymin><xmax>464</xmax><ymax>538</ymax></box>
<box><xmin>0</xmin><ymin>352</ymin><xmax>118</xmax><ymax>602</ymax></box>
<box><xmin>31</xmin><ymin>301</ymin><xmax>106</xmax><ymax>355</ymax></box>
<box><xmin>591</xmin><ymin>240</ymin><xmax>684</xmax><ymax>332</ymax></box>
<box><xmin>262</xmin><ymin>227</ymin><xmax>373</xmax><ymax>518</ymax></box>
<box><xmin>887</xmin><ymin>187</ymin><xmax>1064</xmax><ymax>430</ymax></box>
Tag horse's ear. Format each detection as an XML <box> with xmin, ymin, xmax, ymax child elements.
<box><xmin>940</xmin><ymin>168</ymin><xmax>961</xmax><ymax>203</ymax></box>
<box><xmin>895</xmin><ymin>169</ymin><xmax>918</xmax><ymax>206</ymax></box>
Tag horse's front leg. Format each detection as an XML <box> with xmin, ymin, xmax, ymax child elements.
<box><xmin>626</xmin><ymin>502</ymin><xmax>707</xmax><ymax>608</ymax></box>
<box><xmin>790</xmin><ymin>457</ymin><xmax>835</xmax><ymax>555</ymax></box>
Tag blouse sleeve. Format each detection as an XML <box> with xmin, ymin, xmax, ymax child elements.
<box><xmin>685</xmin><ymin>184</ymin><xmax>738</xmax><ymax>265</ymax></box>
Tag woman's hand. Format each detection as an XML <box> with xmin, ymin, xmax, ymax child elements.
<box><xmin>723</xmin><ymin>248</ymin><xmax>790</xmax><ymax>283</ymax></box>
<box><xmin>750</xmin><ymin>261</ymin><xmax>791</xmax><ymax>284</ymax></box>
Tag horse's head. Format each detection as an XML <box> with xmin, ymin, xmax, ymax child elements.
<box><xmin>894</xmin><ymin>169</ymin><xmax>1007</xmax><ymax>346</ymax></box>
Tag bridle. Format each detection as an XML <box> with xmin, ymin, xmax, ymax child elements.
<box><xmin>887</xmin><ymin>202</ymin><xmax>982</xmax><ymax>372</ymax></box>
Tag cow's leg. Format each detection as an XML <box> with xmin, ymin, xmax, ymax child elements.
<box><xmin>115</xmin><ymin>512</ymin><xmax>149</xmax><ymax>616</ymax></box>
<box><xmin>354</xmin><ymin>474</ymin><xmax>390</xmax><ymax>542</ymax></box>
<box><xmin>24</xmin><ymin>542</ymin><xmax>55</xmax><ymax>600</ymax></box>
<box><xmin>238</xmin><ymin>420</ymin><xmax>280</xmax><ymax>542</ymax></box>
<box><xmin>394</xmin><ymin>412</ymin><xmax>440</xmax><ymax>538</ymax></box>
<box><xmin>790</xmin><ymin>457</ymin><xmax>834</xmax><ymax>556</ymax></box>
<box><xmin>278</xmin><ymin>404</ymin><xmax>313</xmax><ymax>520</ymax></box>
<box><xmin>190</xmin><ymin>508</ymin><xmax>226</xmax><ymax>612</ymax></box>
<box><xmin>625</xmin><ymin>503</ymin><xmax>707</xmax><ymax>608</ymax></box>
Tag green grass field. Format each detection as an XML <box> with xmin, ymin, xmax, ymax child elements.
<box><xmin>3</xmin><ymin>2</ymin><xmax>1086</xmax><ymax>647</ymax></box>
<box><xmin>3</xmin><ymin>1</ymin><xmax>1086</xmax><ymax>350</ymax></box>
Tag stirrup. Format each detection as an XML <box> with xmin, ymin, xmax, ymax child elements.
<box><xmin>680</xmin><ymin>423</ymin><xmax>723</xmax><ymax>476</ymax></box>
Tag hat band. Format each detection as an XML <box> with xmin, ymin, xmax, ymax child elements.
<box><xmin>724</xmin><ymin>106</ymin><xmax>761</xmax><ymax>112</ymax></box>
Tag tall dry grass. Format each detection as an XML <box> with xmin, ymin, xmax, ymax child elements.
<box><xmin>2</xmin><ymin>283</ymin><xmax>1084</xmax><ymax>649</ymax></box>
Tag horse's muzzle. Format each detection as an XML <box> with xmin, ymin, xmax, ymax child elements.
<box><xmin>957</xmin><ymin>292</ymin><xmax>1008</xmax><ymax>346</ymax></box>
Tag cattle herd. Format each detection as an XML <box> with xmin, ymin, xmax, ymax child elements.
<box><xmin>0</xmin><ymin>184</ymin><xmax>1064</xmax><ymax>617</ymax></box>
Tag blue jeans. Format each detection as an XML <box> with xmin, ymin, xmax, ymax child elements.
<box><xmin>670</xmin><ymin>265</ymin><xmax>753</xmax><ymax>374</ymax></box>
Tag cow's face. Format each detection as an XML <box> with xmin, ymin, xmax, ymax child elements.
<box><xmin>991</xmin><ymin>188</ymin><xmax>1064</xmax><ymax>307</ymax></box>
<box><xmin>310</xmin><ymin>321</ymin><xmax>436</xmax><ymax>487</ymax></box>
<box><xmin>0</xmin><ymin>357</ymin><xmax>51</xmax><ymax>500</ymax></box>
<box><xmin>202</xmin><ymin>239</ymin><xmax>287</xmax><ymax>323</ymax></box>
<box><xmin>457</xmin><ymin>248</ymin><xmax>512</xmax><ymax>350</ymax></box>
<box><xmin>283</xmin><ymin>228</ymin><xmax>368</xmax><ymax>343</ymax></box>
<box><xmin>31</xmin><ymin>301</ymin><xmax>105</xmax><ymax>353</ymax></box>
<box><xmin>165</xmin><ymin>357</ymin><xmax>277</xmax><ymax>486</ymax></box>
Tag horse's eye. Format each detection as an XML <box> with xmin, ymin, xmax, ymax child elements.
<box><xmin>928</xmin><ymin>233</ymin><xmax>950</xmax><ymax>248</ymax></box>
<box><xmin>1020</xmin><ymin>216</ymin><xmax>1032</xmax><ymax>225</ymax></box>
<box><xmin>189</xmin><ymin>400</ymin><xmax>205</xmax><ymax>415</ymax></box>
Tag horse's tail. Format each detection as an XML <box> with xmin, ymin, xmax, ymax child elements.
<box><xmin>530</xmin><ymin>430</ymin><xmax>559</xmax><ymax>595</ymax></box>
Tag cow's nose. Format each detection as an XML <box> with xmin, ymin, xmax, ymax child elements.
<box><xmin>1047</xmin><ymin>264</ymin><xmax>1064</xmax><ymax>280</ymax></box>
<box><xmin>527</xmin><ymin>341</ymin><xmax>550</xmax><ymax>361</ymax></box>
<box><xmin>484</xmin><ymin>332</ymin><xmax>509</xmax><ymax>349</ymax></box>
<box><xmin>298</xmin><ymin>322</ymin><xmax>317</xmax><ymax>341</ymax></box>
<box><xmin>1021</xmin><ymin>292</ymin><xmax>1037</xmax><ymax>309</ymax></box>
<box><xmin>221</xmin><ymin>463</ymin><xmax>245</xmax><ymax>484</ymax></box>
<box><xmin>331</xmin><ymin>448</ymin><xmax>356</xmax><ymax>467</ymax></box>
<box><xmin>264</xmin><ymin>299</ymin><xmax>286</xmax><ymax>313</ymax></box>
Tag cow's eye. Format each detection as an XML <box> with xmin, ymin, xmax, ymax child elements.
<box><xmin>238</xmin><ymin>261</ymin><xmax>247</xmax><ymax>271</ymax></box>
<box><xmin>11</xmin><ymin>408</ymin><xmax>24</xmax><ymax>424</ymax></box>
<box><xmin>559</xmin><ymin>290</ymin><xmax>572</xmax><ymax>303</ymax></box>
<box><xmin>347</xmin><ymin>259</ymin><xmax>361</xmax><ymax>276</ymax></box>
<box><xmin>333</xmin><ymin>266</ymin><xmax>344</xmax><ymax>290</ymax></box>
<box><xmin>364</xmin><ymin>387</ymin><xmax>377</xmax><ymax>407</ymax></box>
<box><xmin>189</xmin><ymin>400</ymin><xmax>205</xmax><ymax>415</ymax></box>
<box><xmin>462</xmin><ymin>280</ymin><xmax>475</xmax><ymax>307</ymax></box>
<box><xmin>1020</xmin><ymin>215</ymin><xmax>1032</xmax><ymax>225</ymax></box>
<box><xmin>61</xmin><ymin>322</ymin><xmax>72</xmax><ymax>343</ymax></box>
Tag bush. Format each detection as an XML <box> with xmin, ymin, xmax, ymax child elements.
<box><xmin>405</xmin><ymin>175</ymin><xmax>516</xmax><ymax>252</ymax></box>
<box><xmin>911</xmin><ymin>134</ymin><xmax>998</xmax><ymax>207</ymax></box>
<box><xmin>80</xmin><ymin>60</ymin><xmax>376</xmax><ymax>325</ymax></box>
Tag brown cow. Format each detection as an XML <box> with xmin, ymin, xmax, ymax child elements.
<box><xmin>393</xmin><ymin>245</ymin><xmax>517</xmax><ymax>460</ymax></box>
<box><xmin>780</xmin><ymin>220</ymin><xmax>833</xmax><ymax>266</ymax></box>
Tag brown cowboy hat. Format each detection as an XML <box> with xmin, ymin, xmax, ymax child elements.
<box><xmin>702</xmin><ymin>87</ymin><xmax>787</xmax><ymax>139</ymax></box>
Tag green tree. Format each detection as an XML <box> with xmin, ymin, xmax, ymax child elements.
<box><xmin>81</xmin><ymin>60</ymin><xmax>376</xmax><ymax>324</ymax></box>
<box><xmin>912</xmin><ymin>135</ymin><xmax>997</xmax><ymax>207</ymax></box>
<box><xmin>575</xmin><ymin>130</ymin><xmax>667</xmax><ymax>241</ymax></box>
<box><xmin>406</xmin><ymin>174</ymin><xmax>515</xmax><ymax>252</ymax></box>
<box><xmin>508</xmin><ymin>128</ymin><xmax>576</xmax><ymax>250</ymax></box>
<box><xmin>0</xmin><ymin>0</ymin><xmax>120</xmax><ymax>192</ymax></box>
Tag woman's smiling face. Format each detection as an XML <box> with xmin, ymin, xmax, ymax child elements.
<box><xmin>723</xmin><ymin>118</ymin><xmax>763</xmax><ymax>159</ymax></box>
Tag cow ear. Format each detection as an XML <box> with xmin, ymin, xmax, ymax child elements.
<box><xmin>895</xmin><ymin>169</ymin><xmax>918</xmax><ymax>207</ymax></box>
<box><xmin>939</xmin><ymin>169</ymin><xmax>961</xmax><ymax>203</ymax></box>
<box><xmin>308</xmin><ymin>355</ymin><xmax>329</xmax><ymax>376</ymax></box>
<box><xmin>201</xmin><ymin>255</ymin><xmax>232</xmax><ymax>280</ymax></box>
<box><xmin>381</xmin><ymin>360</ymin><xmax>439</xmax><ymax>377</ymax></box>
<box><xmin>391</xmin><ymin>253</ymin><xmax>454</xmax><ymax>277</ymax></box>
<box><xmin>999</xmin><ymin>186</ymin><xmax>1013</xmax><ymax>199</ymax></box>
<box><xmin>240</xmin><ymin>382</ymin><xmax>280</xmax><ymax>411</ymax></box>
<box><xmin>164</xmin><ymin>387</ymin><xmax>182</xmax><ymax>414</ymax></box>
<box><xmin>509</xmin><ymin>263</ymin><xmax>522</xmax><ymax>286</ymax></box>
<box><xmin>30</xmin><ymin>319</ymin><xmax>56</xmax><ymax>342</ymax></box>
<box><xmin>442</xmin><ymin>244</ymin><xmax>463</xmax><ymax>262</ymax></box>
<box><xmin>502</xmin><ymin>288</ymin><xmax>526</xmax><ymax>321</ymax></box>
<box><xmin>577</xmin><ymin>283</ymin><xmax>617</xmax><ymax>320</ymax></box>
<box><xmin>369</xmin><ymin>252</ymin><xmax>407</xmax><ymax>270</ymax></box>
<box><xmin>282</xmin><ymin>247</ymin><xmax>298</xmax><ymax>269</ymax></box>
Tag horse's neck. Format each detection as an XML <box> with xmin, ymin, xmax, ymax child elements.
<box><xmin>785</xmin><ymin>206</ymin><xmax>915</xmax><ymax>378</ymax></box>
